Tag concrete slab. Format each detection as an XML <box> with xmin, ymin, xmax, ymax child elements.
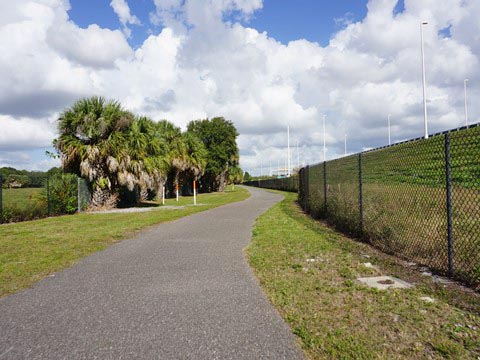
<box><xmin>362</xmin><ymin>262</ymin><xmax>379</xmax><ymax>270</ymax></box>
<box><xmin>357</xmin><ymin>276</ymin><xmax>413</xmax><ymax>290</ymax></box>
<box><xmin>420</xmin><ymin>296</ymin><xmax>435</xmax><ymax>303</ymax></box>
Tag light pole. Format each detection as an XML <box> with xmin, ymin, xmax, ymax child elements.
<box><xmin>323</xmin><ymin>114</ymin><xmax>327</xmax><ymax>162</ymax></box>
<box><xmin>421</xmin><ymin>21</ymin><xmax>429</xmax><ymax>139</ymax></box>
<box><xmin>464</xmin><ymin>79</ymin><xmax>469</xmax><ymax>126</ymax></box>
<box><xmin>388</xmin><ymin>114</ymin><xmax>392</xmax><ymax>145</ymax></box>
<box><xmin>344</xmin><ymin>134</ymin><xmax>347</xmax><ymax>156</ymax></box>
<box><xmin>296</xmin><ymin>140</ymin><xmax>300</xmax><ymax>168</ymax></box>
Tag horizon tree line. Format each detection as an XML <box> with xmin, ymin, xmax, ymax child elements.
<box><xmin>54</xmin><ymin>96</ymin><xmax>242</xmax><ymax>208</ymax></box>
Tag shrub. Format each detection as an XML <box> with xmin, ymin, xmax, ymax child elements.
<box><xmin>44</xmin><ymin>173</ymin><xmax>78</xmax><ymax>215</ymax></box>
<box><xmin>1</xmin><ymin>201</ymin><xmax>47</xmax><ymax>223</ymax></box>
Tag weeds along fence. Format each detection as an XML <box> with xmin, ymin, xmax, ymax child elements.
<box><xmin>244</xmin><ymin>175</ymin><xmax>298</xmax><ymax>192</ymax></box>
<box><xmin>0</xmin><ymin>175</ymin><xmax>91</xmax><ymax>224</ymax></box>
<box><xmin>248</xmin><ymin>124</ymin><xmax>480</xmax><ymax>288</ymax></box>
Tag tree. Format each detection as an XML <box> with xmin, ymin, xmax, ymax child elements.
<box><xmin>55</xmin><ymin>97</ymin><xmax>138</xmax><ymax>207</ymax></box>
<box><xmin>6</xmin><ymin>174</ymin><xmax>30</xmax><ymax>188</ymax></box>
<box><xmin>122</xmin><ymin>116</ymin><xmax>170</xmax><ymax>201</ymax></box>
<box><xmin>54</xmin><ymin>97</ymin><xmax>238</xmax><ymax>208</ymax></box>
<box><xmin>154</xmin><ymin>121</ymin><xmax>207</xmax><ymax>198</ymax></box>
<box><xmin>182</xmin><ymin>132</ymin><xmax>207</xmax><ymax>182</ymax></box>
<box><xmin>187</xmin><ymin>117</ymin><xmax>239</xmax><ymax>192</ymax></box>
<box><xmin>153</xmin><ymin>120</ymin><xmax>186</xmax><ymax>198</ymax></box>
<box><xmin>227</xmin><ymin>166</ymin><xmax>243</xmax><ymax>190</ymax></box>
<box><xmin>243</xmin><ymin>172</ymin><xmax>252</xmax><ymax>182</ymax></box>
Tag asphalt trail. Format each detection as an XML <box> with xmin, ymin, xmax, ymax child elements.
<box><xmin>0</xmin><ymin>187</ymin><xmax>304</xmax><ymax>359</ymax></box>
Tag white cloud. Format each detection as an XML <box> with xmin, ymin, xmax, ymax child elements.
<box><xmin>47</xmin><ymin>22</ymin><xmax>133</xmax><ymax>68</ymax></box>
<box><xmin>150</xmin><ymin>0</ymin><xmax>262</xmax><ymax>30</ymax></box>
<box><xmin>110</xmin><ymin>0</ymin><xmax>141</xmax><ymax>37</ymax></box>
<box><xmin>0</xmin><ymin>0</ymin><xmax>479</xmax><ymax>172</ymax></box>
<box><xmin>0</xmin><ymin>115</ymin><xmax>56</xmax><ymax>151</ymax></box>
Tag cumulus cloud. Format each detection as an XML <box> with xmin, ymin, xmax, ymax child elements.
<box><xmin>0</xmin><ymin>115</ymin><xmax>56</xmax><ymax>151</ymax></box>
<box><xmin>110</xmin><ymin>0</ymin><xmax>141</xmax><ymax>37</ymax></box>
<box><xmin>47</xmin><ymin>22</ymin><xmax>133</xmax><ymax>68</ymax></box>
<box><xmin>0</xmin><ymin>0</ymin><xmax>478</xmax><ymax>172</ymax></box>
<box><xmin>150</xmin><ymin>0</ymin><xmax>262</xmax><ymax>30</ymax></box>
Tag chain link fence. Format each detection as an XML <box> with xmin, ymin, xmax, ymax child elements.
<box><xmin>244</xmin><ymin>176</ymin><xmax>298</xmax><ymax>192</ymax></box>
<box><xmin>78</xmin><ymin>177</ymin><xmax>91</xmax><ymax>212</ymax></box>
<box><xmin>0</xmin><ymin>174</ymin><xmax>92</xmax><ymax>224</ymax></box>
<box><xmin>247</xmin><ymin>124</ymin><xmax>480</xmax><ymax>288</ymax></box>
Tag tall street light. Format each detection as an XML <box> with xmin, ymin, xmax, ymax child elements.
<box><xmin>296</xmin><ymin>140</ymin><xmax>300</xmax><ymax>168</ymax></box>
<box><xmin>421</xmin><ymin>21</ymin><xmax>429</xmax><ymax>139</ymax></box>
<box><xmin>388</xmin><ymin>114</ymin><xmax>392</xmax><ymax>145</ymax></box>
<box><xmin>464</xmin><ymin>79</ymin><xmax>469</xmax><ymax>126</ymax></box>
<box><xmin>287</xmin><ymin>125</ymin><xmax>291</xmax><ymax>177</ymax></box>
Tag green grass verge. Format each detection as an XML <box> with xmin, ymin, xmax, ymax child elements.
<box><xmin>0</xmin><ymin>186</ymin><xmax>249</xmax><ymax>297</ymax></box>
<box><xmin>247</xmin><ymin>191</ymin><xmax>480</xmax><ymax>359</ymax></box>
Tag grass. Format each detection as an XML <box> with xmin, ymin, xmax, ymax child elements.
<box><xmin>1</xmin><ymin>187</ymin><xmax>47</xmax><ymax>223</ymax></box>
<box><xmin>247</xmin><ymin>191</ymin><xmax>480</xmax><ymax>359</ymax></box>
<box><xmin>2</xmin><ymin>187</ymin><xmax>42</xmax><ymax>209</ymax></box>
<box><xmin>289</xmin><ymin>125</ymin><xmax>480</xmax><ymax>287</ymax></box>
<box><xmin>0</xmin><ymin>186</ymin><xmax>249</xmax><ymax>297</ymax></box>
<box><xmin>303</xmin><ymin>168</ymin><xmax>480</xmax><ymax>286</ymax></box>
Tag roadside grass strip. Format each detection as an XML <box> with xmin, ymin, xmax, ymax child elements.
<box><xmin>247</xmin><ymin>191</ymin><xmax>480</xmax><ymax>359</ymax></box>
<box><xmin>0</xmin><ymin>186</ymin><xmax>249</xmax><ymax>297</ymax></box>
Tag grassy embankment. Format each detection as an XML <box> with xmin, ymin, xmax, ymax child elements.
<box><xmin>303</xmin><ymin>127</ymin><xmax>480</xmax><ymax>285</ymax></box>
<box><xmin>247</xmin><ymin>191</ymin><xmax>480</xmax><ymax>359</ymax></box>
<box><xmin>0</xmin><ymin>186</ymin><xmax>249</xmax><ymax>297</ymax></box>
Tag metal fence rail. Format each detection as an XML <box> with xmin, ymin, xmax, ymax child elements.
<box><xmin>247</xmin><ymin>124</ymin><xmax>480</xmax><ymax>288</ymax></box>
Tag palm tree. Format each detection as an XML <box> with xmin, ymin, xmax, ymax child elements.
<box><xmin>228</xmin><ymin>166</ymin><xmax>243</xmax><ymax>190</ymax></box>
<box><xmin>55</xmin><ymin>96</ymin><xmax>134</xmax><ymax>207</ymax></box>
<box><xmin>124</xmin><ymin>116</ymin><xmax>170</xmax><ymax>201</ymax></box>
<box><xmin>183</xmin><ymin>132</ymin><xmax>207</xmax><ymax>181</ymax></box>
<box><xmin>151</xmin><ymin>120</ymin><xmax>183</xmax><ymax>200</ymax></box>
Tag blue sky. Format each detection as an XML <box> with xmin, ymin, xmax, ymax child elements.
<box><xmin>68</xmin><ymin>0</ymin><xmax>373</xmax><ymax>48</ymax></box>
<box><xmin>248</xmin><ymin>0</ymin><xmax>368</xmax><ymax>45</ymax></box>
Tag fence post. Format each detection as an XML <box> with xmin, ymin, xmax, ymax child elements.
<box><xmin>303</xmin><ymin>167</ymin><xmax>307</xmax><ymax>211</ymax></box>
<box><xmin>0</xmin><ymin>174</ymin><xmax>3</xmax><ymax>224</ymax></box>
<box><xmin>77</xmin><ymin>177</ymin><xmax>81</xmax><ymax>213</ymax></box>
<box><xmin>47</xmin><ymin>177</ymin><xmax>51</xmax><ymax>216</ymax></box>
<box><xmin>444</xmin><ymin>133</ymin><xmax>453</xmax><ymax>277</ymax></box>
<box><xmin>323</xmin><ymin>161</ymin><xmax>327</xmax><ymax>216</ymax></box>
<box><xmin>305</xmin><ymin>166</ymin><xmax>310</xmax><ymax>213</ymax></box>
<box><xmin>358</xmin><ymin>153</ymin><xmax>363</xmax><ymax>236</ymax></box>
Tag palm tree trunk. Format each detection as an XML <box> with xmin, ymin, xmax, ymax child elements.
<box><xmin>91</xmin><ymin>187</ymin><xmax>118</xmax><ymax>208</ymax></box>
<box><xmin>175</xmin><ymin>170</ymin><xmax>180</xmax><ymax>201</ymax></box>
<box><xmin>155</xmin><ymin>180</ymin><xmax>166</xmax><ymax>201</ymax></box>
<box><xmin>139</xmin><ymin>188</ymin><xmax>149</xmax><ymax>202</ymax></box>
<box><xmin>218</xmin><ymin>171</ymin><xmax>227</xmax><ymax>192</ymax></box>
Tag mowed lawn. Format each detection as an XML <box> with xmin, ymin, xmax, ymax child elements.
<box><xmin>247</xmin><ymin>191</ymin><xmax>480</xmax><ymax>359</ymax></box>
<box><xmin>0</xmin><ymin>186</ymin><xmax>249</xmax><ymax>297</ymax></box>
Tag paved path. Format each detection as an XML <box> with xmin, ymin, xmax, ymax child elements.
<box><xmin>0</xmin><ymin>187</ymin><xmax>304</xmax><ymax>359</ymax></box>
